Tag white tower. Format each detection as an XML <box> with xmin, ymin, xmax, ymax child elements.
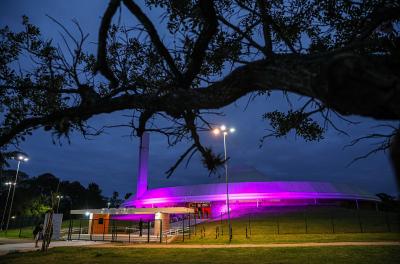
<box><xmin>136</xmin><ymin>133</ymin><xmax>149</xmax><ymax>199</ymax></box>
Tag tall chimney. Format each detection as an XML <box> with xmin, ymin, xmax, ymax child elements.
<box><xmin>136</xmin><ymin>133</ymin><xmax>149</xmax><ymax>198</ymax></box>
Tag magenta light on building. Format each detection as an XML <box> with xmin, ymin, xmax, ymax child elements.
<box><xmin>122</xmin><ymin>133</ymin><xmax>379</xmax><ymax>219</ymax></box>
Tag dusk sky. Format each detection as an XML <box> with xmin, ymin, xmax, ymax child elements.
<box><xmin>0</xmin><ymin>0</ymin><xmax>397</xmax><ymax>197</ymax></box>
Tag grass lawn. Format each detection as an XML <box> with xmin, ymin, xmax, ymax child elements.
<box><xmin>1</xmin><ymin>246</ymin><xmax>400</xmax><ymax>264</ymax></box>
<box><xmin>176</xmin><ymin>207</ymin><xmax>400</xmax><ymax>244</ymax></box>
<box><xmin>0</xmin><ymin>219</ymin><xmax>87</xmax><ymax>239</ymax></box>
<box><xmin>176</xmin><ymin>232</ymin><xmax>400</xmax><ymax>244</ymax></box>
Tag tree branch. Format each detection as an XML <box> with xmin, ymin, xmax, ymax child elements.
<box><xmin>122</xmin><ymin>0</ymin><xmax>182</xmax><ymax>80</ymax></box>
<box><xmin>97</xmin><ymin>0</ymin><xmax>120</xmax><ymax>87</ymax></box>
<box><xmin>183</xmin><ymin>0</ymin><xmax>218</xmax><ymax>86</ymax></box>
<box><xmin>256</xmin><ymin>0</ymin><xmax>273</xmax><ymax>57</ymax></box>
<box><xmin>165</xmin><ymin>144</ymin><xmax>197</xmax><ymax>178</ymax></box>
<box><xmin>1</xmin><ymin>53</ymin><xmax>399</xmax><ymax>148</ymax></box>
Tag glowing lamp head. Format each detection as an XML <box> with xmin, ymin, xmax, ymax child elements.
<box><xmin>212</xmin><ymin>128</ymin><xmax>220</xmax><ymax>135</ymax></box>
<box><xmin>85</xmin><ymin>211</ymin><xmax>90</xmax><ymax>216</ymax></box>
<box><xmin>229</xmin><ymin>128</ymin><xmax>236</xmax><ymax>133</ymax></box>
<box><xmin>220</xmin><ymin>125</ymin><xmax>226</xmax><ymax>131</ymax></box>
<box><xmin>13</xmin><ymin>152</ymin><xmax>29</xmax><ymax>162</ymax></box>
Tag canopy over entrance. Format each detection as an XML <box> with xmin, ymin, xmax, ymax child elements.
<box><xmin>70</xmin><ymin>207</ymin><xmax>194</xmax><ymax>215</ymax></box>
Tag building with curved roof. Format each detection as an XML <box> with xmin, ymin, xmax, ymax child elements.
<box><xmin>124</xmin><ymin>134</ymin><xmax>379</xmax><ymax>218</ymax></box>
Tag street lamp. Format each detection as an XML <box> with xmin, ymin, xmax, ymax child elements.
<box><xmin>0</xmin><ymin>182</ymin><xmax>15</xmax><ymax>230</ymax></box>
<box><xmin>5</xmin><ymin>152</ymin><xmax>29</xmax><ymax>233</ymax></box>
<box><xmin>212</xmin><ymin>124</ymin><xmax>235</xmax><ymax>242</ymax></box>
<box><xmin>56</xmin><ymin>195</ymin><xmax>64</xmax><ymax>213</ymax></box>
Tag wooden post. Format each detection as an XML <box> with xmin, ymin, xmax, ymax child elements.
<box><xmin>357</xmin><ymin>210</ymin><xmax>363</xmax><ymax>233</ymax></box>
<box><xmin>304</xmin><ymin>209</ymin><xmax>308</xmax><ymax>234</ymax></box>
<box><xmin>194</xmin><ymin>213</ymin><xmax>197</xmax><ymax>235</ymax></box>
<box><xmin>18</xmin><ymin>217</ymin><xmax>22</xmax><ymax>238</ymax></box>
<box><xmin>102</xmin><ymin>218</ymin><xmax>106</xmax><ymax>241</ymax></box>
<box><xmin>385</xmin><ymin>211</ymin><xmax>391</xmax><ymax>232</ymax></box>
<box><xmin>159</xmin><ymin>219</ymin><xmax>162</xmax><ymax>243</ymax></box>
<box><xmin>114</xmin><ymin>219</ymin><xmax>118</xmax><ymax>241</ymax></box>
<box><xmin>128</xmin><ymin>222</ymin><xmax>131</xmax><ymax>243</ymax></box>
<box><xmin>276</xmin><ymin>215</ymin><xmax>280</xmax><ymax>235</ymax></box>
<box><xmin>68</xmin><ymin>217</ymin><xmax>72</xmax><ymax>240</ymax></box>
<box><xmin>182</xmin><ymin>216</ymin><xmax>185</xmax><ymax>242</ymax></box>
<box><xmin>78</xmin><ymin>218</ymin><xmax>82</xmax><ymax>240</ymax></box>
<box><xmin>147</xmin><ymin>221</ymin><xmax>150</xmax><ymax>243</ymax></box>
<box><xmin>89</xmin><ymin>215</ymin><xmax>93</xmax><ymax>241</ymax></box>
<box><xmin>248</xmin><ymin>214</ymin><xmax>251</xmax><ymax>236</ymax></box>
<box><xmin>188</xmin><ymin>213</ymin><xmax>191</xmax><ymax>239</ymax></box>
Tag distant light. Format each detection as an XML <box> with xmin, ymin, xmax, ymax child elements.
<box><xmin>85</xmin><ymin>211</ymin><xmax>90</xmax><ymax>216</ymax></box>
<box><xmin>220</xmin><ymin>125</ymin><xmax>226</xmax><ymax>131</ymax></box>
<box><xmin>11</xmin><ymin>216</ymin><xmax>16</xmax><ymax>219</ymax></box>
<box><xmin>223</xmin><ymin>131</ymin><xmax>228</xmax><ymax>135</ymax></box>
<box><xmin>13</xmin><ymin>153</ymin><xmax>29</xmax><ymax>162</ymax></box>
<box><xmin>229</xmin><ymin>128</ymin><xmax>235</xmax><ymax>133</ymax></box>
<box><xmin>212</xmin><ymin>128</ymin><xmax>220</xmax><ymax>135</ymax></box>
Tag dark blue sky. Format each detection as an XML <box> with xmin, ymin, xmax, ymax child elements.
<box><xmin>1</xmin><ymin>0</ymin><xmax>397</xmax><ymax>197</ymax></box>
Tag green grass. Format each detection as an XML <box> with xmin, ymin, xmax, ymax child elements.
<box><xmin>177</xmin><ymin>231</ymin><xmax>400</xmax><ymax>244</ymax></box>
<box><xmin>2</xmin><ymin>246</ymin><xmax>400</xmax><ymax>264</ymax></box>
<box><xmin>177</xmin><ymin>207</ymin><xmax>400</xmax><ymax>244</ymax></box>
<box><xmin>0</xmin><ymin>219</ymin><xmax>88</xmax><ymax>239</ymax></box>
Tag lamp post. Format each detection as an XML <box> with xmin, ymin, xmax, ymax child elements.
<box><xmin>212</xmin><ymin>125</ymin><xmax>235</xmax><ymax>242</ymax></box>
<box><xmin>56</xmin><ymin>195</ymin><xmax>64</xmax><ymax>213</ymax></box>
<box><xmin>5</xmin><ymin>152</ymin><xmax>29</xmax><ymax>232</ymax></box>
<box><xmin>0</xmin><ymin>182</ymin><xmax>14</xmax><ymax>230</ymax></box>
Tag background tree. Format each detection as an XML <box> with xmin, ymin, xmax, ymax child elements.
<box><xmin>0</xmin><ymin>1</ymin><xmax>399</xmax><ymax>191</ymax></box>
<box><xmin>109</xmin><ymin>191</ymin><xmax>123</xmax><ymax>208</ymax></box>
<box><xmin>0</xmin><ymin>170</ymin><xmax>108</xmax><ymax>218</ymax></box>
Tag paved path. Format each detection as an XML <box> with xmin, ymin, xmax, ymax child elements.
<box><xmin>0</xmin><ymin>237</ymin><xmax>33</xmax><ymax>245</ymax></box>
<box><xmin>0</xmin><ymin>240</ymin><xmax>109</xmax><ymax>256</ymax></box>
<box><xmin>89</xmin><ymin>241</ymin><xmax>400</xmax><ymax>249</ymax></box>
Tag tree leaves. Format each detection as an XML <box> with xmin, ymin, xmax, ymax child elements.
<box><xmin>262</xmin><ymin>110</ymin><xmax>324</xmax><ymax>142</ymax></box>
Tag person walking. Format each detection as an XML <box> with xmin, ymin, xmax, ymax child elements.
<box><xmin>33</xmin><ymin>223</ymin><xmax>43</xmax><ymax>248</ymax></box>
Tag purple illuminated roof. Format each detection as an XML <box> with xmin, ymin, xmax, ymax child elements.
<box><xmin>124</xmin><ymin>181</ymin><xmax>379</xmax><ymax>207</ymax></box>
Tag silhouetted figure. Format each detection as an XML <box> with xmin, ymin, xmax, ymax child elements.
<box><xmin>33</xmin><ymin>223</ymin><xmax>43</xmax><ymax>248</ymax></box>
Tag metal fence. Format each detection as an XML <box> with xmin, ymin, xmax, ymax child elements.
<box><xmin>66</xmin><ymin>217</ymin><xmax>194</xmax><ymax>243</ymax></box>
<box><xmin>191</xmin><ymin>206</ymin><xmax>400</xmax><ymax>241</ymax></box>
<box><xmin>2</xmin><ymin>206</ymin><xmax>399</xmax><ymax>242</ymax></box>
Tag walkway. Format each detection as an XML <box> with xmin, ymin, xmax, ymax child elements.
<box><xmin>0</xmin><ymin>240</ymin><xmax>109</xmax><ymax>256</ymax></box>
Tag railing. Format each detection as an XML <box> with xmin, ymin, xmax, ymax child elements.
<box><xmin>65</xmin><ymin>214</ymin><xmax>202</xmax><ymax>243</ymax></box>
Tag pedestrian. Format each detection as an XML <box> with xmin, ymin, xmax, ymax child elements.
<box><xmin>33</xmin><ymin>223</ymin><xmax>43</xmax><ymax>248</ymax></box>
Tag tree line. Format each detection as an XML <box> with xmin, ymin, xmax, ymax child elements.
<box><xmin>0</xmin><ymin>169</ymin><xmax>132</xmax><ymax>218</ymax></box>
